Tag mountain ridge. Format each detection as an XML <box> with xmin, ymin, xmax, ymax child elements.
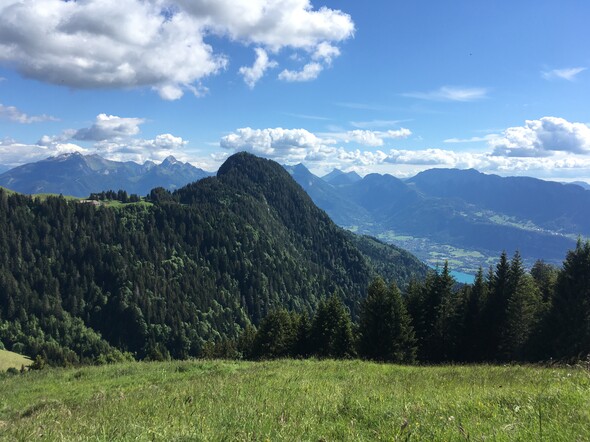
<box><xmin>0</xmin><ymin>152</ymin><xmax>427</xmax><ymax>364</ymax></box>
<box><xmin>288</xmin><ymin>164</ymin><xmax>586</xmax><ymax>272</ymax></box>
<box><xmin>0</xmin><ymin>153</ymin><xmax>213</xmax><ymax>197</ymax></box>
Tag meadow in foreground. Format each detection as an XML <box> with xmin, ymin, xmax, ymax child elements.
<box><xmin>1</xmin><ymin>359</ymin><xmax>589</xmax><ymax>441</ymax></box>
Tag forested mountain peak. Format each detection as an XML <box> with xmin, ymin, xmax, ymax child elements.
<box><xmin>0</xmin><ymin>153</ymin><xmax>427</xmax><ymax>364</ymax></box>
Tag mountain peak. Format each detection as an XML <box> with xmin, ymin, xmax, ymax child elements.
<box><xmin>161</xmin><ymin>155</ymin><xmax>180</xmax><ymax>165</ymax></box>
<box><xmin>53</xmin><ymin>152</ymin><xmax>85</xmax><ymax>161</ymax></box>
<box><xmin>323</xmin><ymin>168</ymin><xmax>362</xmax><ymax>186</ymax></box>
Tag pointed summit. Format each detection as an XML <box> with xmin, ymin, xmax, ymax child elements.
<box><xmin>323</xmin><ymin>168</ymin><xmax>362</xmax><ymax>186</ymax></box>
<box><xmin>161</xmin><ymin>155</ymin><xmax>180</xmax><ymax>166</ymax></box>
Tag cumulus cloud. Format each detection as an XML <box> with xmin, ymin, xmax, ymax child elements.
<box><xmin>542</xmin><ymin>67</ymin><xmax>586</xmax><ymax>81</ymax></box>
<box><xmin>74</xmin><ymin>114</ymin><xmax>145</xmax><ymax>141</ymax></box>
<box><xmin>324</xmin><ymin>129</ymin><xmax>412</xmax><ymax>147</ymax></box>
<box><xmin>0</xmin><ymin>139</ymin><xmax>88</xmax><ymax>168</ymax></box>
<box><xmin>92</xmin><ymin>133</ymin><xmax>189</xmax><ymax>163</ymax></box>
<box><xmin>403</xmin><ymin>86</ymin><xmax>489</xmax><ymax>102</ymax></box>
<box><xmin>0</xmin><ymin>111</ymin><xmax>197</xmax><ymax>167</ymax></box>
<box><xmin>0</xmin><ymin>0</ymin><xmax>354</xmax><ymax>98</ymax></box>
<box><xmin>490</xmin><ymin>117</ymin><xmax>590</xmax><ymax>157</ymax></box>
<box><xmin>0</xmin><ymin>103</ymin><xmax>58</xmax><ymax>124</ymax></box>
<box><xmin>239</xmin><ymin>48</ymin><xmax>277</xmax><ymax>88</ymax></box>
<box><xmin>312</xmin><ymin>42</ymin><xmax>340</xmax><ymax>65</ymax></box>
<box><xmin>279</xmin><ymin>62</ymin><xmax>324</xmax><ymax>82</ymax></box>
<box><xmin>217</xmin><ymin>118</ymin><xmax>590</xmax><ymax>181</ymax></box>
<box><xmin>220</xmin><ymin>127</ymin><xmax>336</xmax><ymax>162</ymax></box>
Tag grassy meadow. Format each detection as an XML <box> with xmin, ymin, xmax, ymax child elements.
<box><xmin>0</xmin><ymin>349</ymin><xmax>31</xmax><ymax>372</ymax></box>
<box><xmin>1</xmin><ymin>359</ymin><xmax>589</xmax><ymax>441</ymax></box>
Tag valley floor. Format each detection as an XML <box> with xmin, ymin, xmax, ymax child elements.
<box><xmin>1</xmin><ymin>359</ymin><xmax>589</xmax><ymax>441</ymax></box>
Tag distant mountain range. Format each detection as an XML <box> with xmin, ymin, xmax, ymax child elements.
<box><xmin>288</xmin><ymin>165</ymin><xmax>590</xmax><ymax>272</ymax></box>
<box><xmin>0</xmin><ymin>153</ymin><xmax>213</xmax><ymax>197</ymax></box>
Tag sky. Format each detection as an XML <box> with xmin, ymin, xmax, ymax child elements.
<box><xmin>1</xmin><ymin>0</ymin><xmax>590</xmax><ymax>181</ymax></box>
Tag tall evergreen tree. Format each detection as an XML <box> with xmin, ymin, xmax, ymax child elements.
<box><xmin>309</xmin><ymin>295</ymin><xmax>355</xmax><ymax>358</ymax></box>
<box><xmin>484</xmin><ymin>251</ymin><xmax>510</xmax><ymax>359</ymax></box>
<box><xmin>252</xmin><ymin>309</ymin><xmax>297</xmax><ymax>359</ymax></box>
<box><xmin>545</xmin><ymin>240</ymin><xmax>590</xmax><ymax>360</ymax></box>
<box><xmin>458</xmin><ymin>267</ymin><xmax>489</xmax><ymax>361</ymax></box>
<box><xmin>357</xmin><ymin>278</ymin><xmax>416</xmax><ymax>363</ymax></box>
<box><xmin>498</xmin><ymin>252</ymin><xmax>542</xmax><ymax>360</ymax></box>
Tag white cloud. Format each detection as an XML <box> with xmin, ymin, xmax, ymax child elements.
<box><xmin>490</xmin><ymin>117</ymin><xmax>590</xmax><ymax>157</ymax></box>
<box><xmin>0</xmin><ymin>103</ymin><xmax>58</xmax><ymax>124</ymax></box>
<box><xmin>74</xmin><ymin>114</ymin><xmax>145</xmax><ymax>141</ymax></box>
<box><xmin>312</xmin><ymin>42</ymin><xmax>340</xmax><ymax>65</ymax></box>
<box><xmin>403</xmin><ymin>86</ymin><xmax>489</xmax><ymax>102</ymax></box>
<box><xmin>239</xmin><ymin>48</ymin><xmax>277</xmax><ymax>88</ymax></box>
<box><xmin>279</xmin><ymin>62</ymin><xmax>324</xmax><ymax>82</ymax></box>
<box><xmin>542</xmin><ymin>67</ymin><xmax>586</xmax><ymax>81</ymax></box>
<box><xmin>0</xmin><ymin>0</ymin><xmax>354</xmax><ymax>99</ymax></box>
<box><xmin>217</xmin><ymin>119</ymin><xmax>590</xmax><ymax>181</ymax></box>
<box><xmin>0</xmin><ymin>140</ymin><xmax>88</xmax><ymax>168</ymax></box>
<box><xmin>92</xmin><ymin>133</ymin><xmax>189</xmax><ymax>163</ymax></box>
<box><xmin>324</xmin><ymin>128</ymin><xmax>412</xmax><ymax>147</ymax></box>
<box><xmin>220</xmin><ymin>127</ymin><xmax>336</xmax><ymax>162</ymax></box>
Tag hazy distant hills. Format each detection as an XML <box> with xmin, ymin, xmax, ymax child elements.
<box><xmin>0</xmin><ymin>153</ymin><xmax>213</xmax><ymax>197</ymax></box>
<box><xmin>289</xmin><ymin>165</ymin><xmax>589</xmax><ymax>272</ymax></box>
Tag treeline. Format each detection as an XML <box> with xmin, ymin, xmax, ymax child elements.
<box><xmin>206</xmin><ymin>244</ymin><xmax>590</xmax><ymax>364</ymax></box>
<box><xmin>205</xmin><ymin>279</ymin><xmax>416</xmax><ymax>363</ymax></box>
<box><xmin>88</xmin><ymin>190</ymin><xmax>141</xmax><ymax>203</ymax></box>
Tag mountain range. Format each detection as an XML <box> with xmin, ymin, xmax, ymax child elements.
<box><xmin>288</xmin><ymin>165</ymin><xmax>589</xmax><ymax>273</ymax></box>
<box><xmin>1</xmin><ymin>152</ymin><xmax>588</xmax><ymax>273</ymax></box>
<box><xmin>0</xmin><ymin>152</ymin><xmax>212</xmax><ymax>197</ymax></box>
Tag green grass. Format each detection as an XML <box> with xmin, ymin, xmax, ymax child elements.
<box><xmin>0</xmin><ymin>349</ymin><xmax>31</xmax><ymax>371</ymax></box>
<box><xmin>1</xmin><ymin>360</ymin><xmax>589</xmax><ymax>441</ymax></box>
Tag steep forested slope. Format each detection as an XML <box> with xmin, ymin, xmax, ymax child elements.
<box><xmin>0</xmin><ymin>153</ymin><xmax>426</xmax><ymax>364</ymax></box>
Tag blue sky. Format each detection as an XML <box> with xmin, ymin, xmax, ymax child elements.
<box><xmin>1</xmin><ymin>0</ymin><xmax>589</xmax><ymax>180</ymax></box>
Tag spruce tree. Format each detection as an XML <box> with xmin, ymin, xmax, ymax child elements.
<box><xmin>358</xmin><ymin>278</ymin><xmax>416</xmax><ymax>363</ymax></box>
<box><xmin>485</xmin><ymin>251</ymin><xmax>510</xmax><ymax>359</ymax></box>
<box><xmin>310</xmin><ymin>295</ymin><xmax>355</xmax><ymax>358</ymax></box>
<box><xmin>546</xmin><ymin>240</ymin><xmax>590</xmax><ymax>360</ymax></box>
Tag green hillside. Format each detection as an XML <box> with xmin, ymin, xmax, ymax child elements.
<box><xmin>1</xmin><ymin>360</ymin><xmax>588</xmax><ymax>441</ymax></box>
<box><xmin>0</xmin><ymin>349</ymin><xmax>31</xmax><ymax>371</ymax></box>
<box><xmin>0</xmin><ymin>153</ymin><xmax>427</xmax><ymax>365</ymax></box>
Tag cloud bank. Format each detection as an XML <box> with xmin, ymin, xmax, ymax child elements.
<box><xmin>0</xmin><ymin>113</ymin><xmax>192</xmax><ymax>167</ymax></box>
<box><xmin>0</xmin><ymin>0</ymin><xmax>354</xmax><ymax>99</ymax></box>
<box><xmin>219</xmin><ymin>117</ymin><xmax>590</xmax><ymax>179</ymax></box>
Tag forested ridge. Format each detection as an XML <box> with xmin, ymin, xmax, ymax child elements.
<box><xmin>0</xmin><ymin>153</ymin><xmax>426</xmax><ymax>365</ymax></box>
<box><xmin>1</xmin><ymin>152</ymin><xmax>588</xmax><ymax>367</ymax></box>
